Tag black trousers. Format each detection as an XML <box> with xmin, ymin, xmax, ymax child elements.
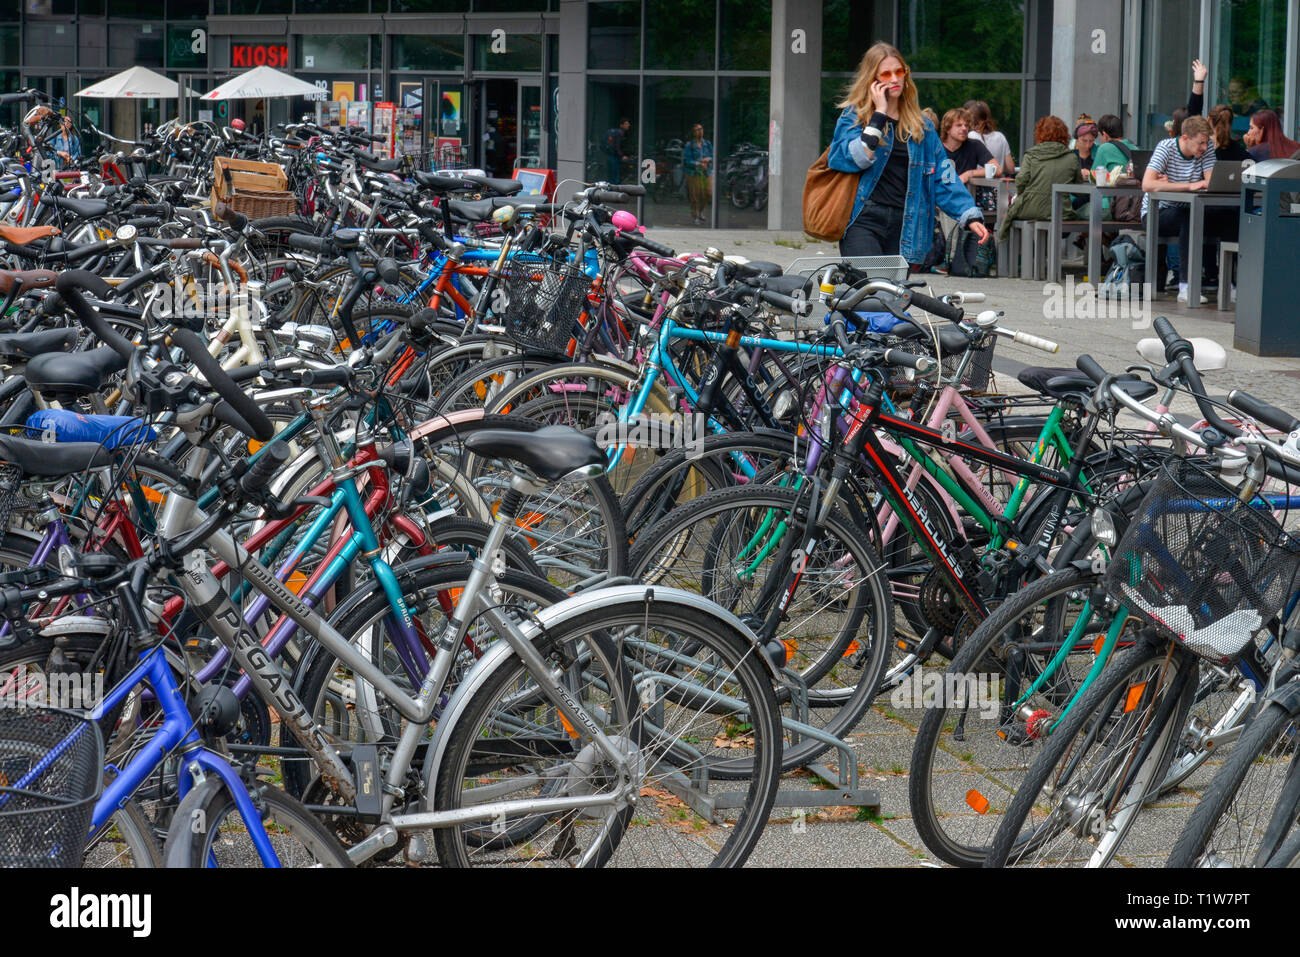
<box><xmin>839</xmin><ymin>202</ymin><xmax>905</xmax><ymax>257</ymax></box>
<box><xmin>1144</xmin><ymin>204</ymin><xmax>1240</xmax><ymax>285</ymax></box>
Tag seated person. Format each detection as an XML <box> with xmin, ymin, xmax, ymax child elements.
<box><xmin>1140</xmin><ymin>115</ymin><xmax>1238</xmax><ymax>303</ymax></box>
<box><xmin>940</xmin><ymin>107</ymin><xmax>999</xmax><ymax>187</ymax></box>
<box><xmin>998</xmin><ymin>115</ymin><xmax>1080</xmax><ymax>243</ymax></box>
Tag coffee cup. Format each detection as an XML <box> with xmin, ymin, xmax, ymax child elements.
<box><xmin>1095</xmin><ymin>168</ymin><xmax>1110</xmax><ymax>186</ymax></box>
<box><xmin>984</xmin><ymin>162</ymin><xmax>997</xmax><ymax>179</ymax></box>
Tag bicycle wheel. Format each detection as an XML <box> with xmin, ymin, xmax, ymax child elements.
<box><xmin>84</xmin><ymin>792</ymin><xmax>164</xmax><ymax>868</ymax></box>
<box><xmin>430</xmin><ymin>601</ymin><xmax>780</xmax><ymax>867</ymax></box>
<box><xmin>1166</xmin><ymin>697</ymin><xmax>1300</xmax><ymax>868</ymax></box>
<box><xmin>619</xmin><ymin>430</ymin><xmax>803</xmax><ymax>543</ymax></box>
<box><xmin>629</xmin><ymin>482</ymin><xmax>892</xmax><ymax>773</ymax></box>
<box><xmin>426</xmin><ymin>350</ymin><xmax>556</xmax><ymax>416</ymax></box>
<box><xmin>987</xmin><ymin>637</ymin><xmax>1197</xmax><ymax>867</ymax></box>
<box><xmin>163</xmin><ymin>777</ymin><xmax>352</xmax><ymax>867</ymax></box>
<box><xmin>909</xmin><ymin>564</ymin><xmax>1131</xmax><ymax>867</ymax></box>
<box><xmin>288</xmin><ymin>563</ymin><xmax>572</xmax><ymax>849</ymax></box>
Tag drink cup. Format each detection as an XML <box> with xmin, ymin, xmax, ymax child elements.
<box><xmin>984</xmin><ymin>162</ymin><xmax>997</xmax><ymax>179</ymax></box>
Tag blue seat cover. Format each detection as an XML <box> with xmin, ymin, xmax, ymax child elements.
<box><xmin>25</xmin><ymin>410</ymin><xmax>157</xmax><ymax>451</ymax></box>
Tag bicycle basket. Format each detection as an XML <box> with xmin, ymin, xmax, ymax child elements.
<box><xmin>0</xmin><ymin>708</ymin><xmax>102</xmax><ymax>867</ymax></box>
<box><xmin>1103</xmin><ymin>458</ymin><xmax>1300</xmax><ymax>663</ymax></box>
<box><xmin>499</xmin><ymin>258</ymin><xmax>591</xmax><ymax>354</ymax></box>
<box><xmin>942</xmin><ymin>336</ymin><xmax>996</xmax><ymax>394</ymax></box>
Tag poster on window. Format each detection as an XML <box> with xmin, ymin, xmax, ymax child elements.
<box><xmin>439</xmin><ymin>91</ymin><xmax>461</xmax><ymax>137</ymax></box>
<box><xmin>332</xmin><ymin>82</ymin><xmax>354</xmax><ymax>105</ymax></box>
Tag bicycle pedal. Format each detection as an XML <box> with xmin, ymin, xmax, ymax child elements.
<box><xmin>350</xmin><ymin>744</ymin><xmax>383</xmax><ymax>824</ymax></box>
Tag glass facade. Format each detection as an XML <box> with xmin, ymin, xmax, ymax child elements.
<box><xmin>3</xmin><ymin>0</ymin><xmax>1296</xmax><ymax>227</ymax></box>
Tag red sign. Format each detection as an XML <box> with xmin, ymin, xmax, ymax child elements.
<box><xmin>232</xmin><ymin>44</ymin><xmax>289</xmax><ymax>68</ymax></box>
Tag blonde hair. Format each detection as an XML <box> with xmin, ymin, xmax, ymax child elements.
<box><xmin>921</xmin><ymin>107</ymin><xmax>939</xmax><ymax>128</ymax></box>
<box><xmin>838</xmin><ymin>43</ymin><xmax>926</xmax><ymax>143</ymax></box>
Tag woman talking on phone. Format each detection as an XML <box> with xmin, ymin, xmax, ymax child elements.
<box><xmin>828</xmin><ymin>42</ymin><xmax>990</xmax><ymax>259</ymax></box>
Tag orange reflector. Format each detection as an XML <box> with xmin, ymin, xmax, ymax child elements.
<box><xmin>996</xmin><ymin>729</ymin><xmax>1007</xmax><ymax>740</ymax></box>
<box><xmin>782</xmin><ymin>639</ymin><xmax>799</xmax><ymax>659</ymax></box>
<box><xmin>842</xmin><ymin>640</ymin><xmax>860</xmax><ymax>658</ymax></box>
<box><xmin>1092</xmin><ymin>635</ymin><xmax>1106</xmax><ymax>655</ymax></box>
<box><xmin>558</xmin><ymin>712</ymin><xmax>580</xmax><ymax>739</ymax></box>
<box><xmin>285</xmin><ymin>571</ymin><xmax>308</xmax><ymax>595</ymax></box>
<box><xmin>474</xmin><ymin>380</ymin><xmax>488</xmax><ymax>400</ymax></box>
<box><xmin>129</xmin><ymin>483</ymin><xmax>166</xmax><ymax>504</ymax></box>
<box><xmin>966</xmin><ymin>790</ymin><xmax>990</xmax><ymax>814</ymax></box>
<box><xmin>248</xmin><ymin>439</ymin><xmax>264</xmax><ymax>454</ymax></box>
<box><xmin>897</xmin><ymin>640</ymin><xmax>909</xmax><ymax>651</ymax></box>
<box><xmin>1124</xmin><ymin>682</ymin><xmax>1147</xmax><ymax>713</ymax></box>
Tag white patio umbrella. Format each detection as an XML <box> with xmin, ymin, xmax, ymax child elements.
<box><xmin>76</xmin><ymin>67</ymin><xmax>179</xmax><ymax>99</ymax></box>
<box><xmin>201</xmin><ymin>67</ymin><xmax>321</xmax><ymax>101</ymax></box>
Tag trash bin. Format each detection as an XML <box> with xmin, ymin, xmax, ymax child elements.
<box><xmin>1234</xmin><ymin>158</ymin><xmax>1300</xmax><ymax>356</ymax></box>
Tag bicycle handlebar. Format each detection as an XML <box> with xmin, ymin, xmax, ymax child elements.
<box><xmin>1227</xmin><ymin>389</ymin><xmax>1300</xmax><ymax>434</ymax></box>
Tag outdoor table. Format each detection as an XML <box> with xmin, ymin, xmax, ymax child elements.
<box><xmin>1047</xmin><ymin>182</ymin><xmax>1149</xmax><ymax>284</ymax></box>
<box><xmin>970</xmin><ymin>176</ymin><xmax>1013</xmax><ymax>276</ymax></box>
<box><xmin>1144</xmin><ymin>190</ymin><xmax>1244</xmax><ymax>309</ymax></box>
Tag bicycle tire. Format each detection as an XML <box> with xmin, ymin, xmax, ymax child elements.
<box><xmin>163</xmin><ymin>777</ymin><xmax>352</xmax><ymax>867</ymax></box>
<box><xmin>629</xmin><ymin>482</ymin><xmax>892</xmax><ymax>773</ymax></box>
<box><xmin>430</xmin><ymin>601</ymin><xmax>780</xmax><ymax>867</ymax></box>
<box><xmin>987</xmin><ymin>638</ymin><xmax>1197</xmax><ymax>867</ymax></box>
<box><xmin>1166</xmin><ymin>697</ymin><xmax>1300</xmax><ymax>868</ymax></box>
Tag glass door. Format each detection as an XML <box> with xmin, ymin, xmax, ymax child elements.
<box><xmin>518</xmin><ymin>80</ymin><xmax>542</xmax><ymax>169</ymax></box>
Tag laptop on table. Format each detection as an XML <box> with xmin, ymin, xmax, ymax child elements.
<box><xmin>1202</xmin><ymin>161</ymin><xmax>1248</xmax><ymax>193</ymax></box>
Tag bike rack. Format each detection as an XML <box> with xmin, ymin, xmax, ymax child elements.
<box><xmin>626</xmin><ymin>646</ymin><xmax>880</xmax><ymax>823</ymax></box>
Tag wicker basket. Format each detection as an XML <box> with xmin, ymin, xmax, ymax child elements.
<box><xmin>226</xmin><ymin>189</ymin><xmax>299</xmax><ymax>219</ymax></box>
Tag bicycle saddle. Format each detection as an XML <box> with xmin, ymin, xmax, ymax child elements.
<box><xmin>38</xmin><ymin>194</ymin><xmax>110</xmax><ymax>219</ymax></box>
<box><xmin>462</xmin><ymin>174</ymin><xmax>523</xmax><ymax>197</ymax></box>
<box><xmin>0</xmin><ymin>326</ymin><xmax>77</xmax><ymax>362</ymax></box>
<box><xmin>0</xmin><ymin>432</ymin><xmax>112</xmax><ymax>476</ymax></box>
<box><xmin>0</xmin><ymin>224</ymin><xmax>60</xmax><ymax>245</ymax></box>
<box><xmin>0</xmin><ymin>269</ymin><xmax>58</xmax><ymax>297</ymax></box>
<box><xmin>413</xmin><ymin>171</ymin><xmax>478</xmax><ymax>192</ymax></box>
<box><xmin>24</xmin><ymin>345</ymin><xmax>127</xmax><ymax>399</ymax></box>
<box><xmin>890</xmin><ymin>320</ymin><xmax>970</xmax><ymax>355</ymax></box>
<box><xmin>1135</xmin><ymin>336</ymin><xmax>1227</xmax><ymax>372</ymax></box>
<box><xmin>355</xmin><ymin>151</ymin><xmax>403</xmax><ymax>173</ymax></box>
<box><xmin>1018</xmin><ymin>366</ymin><xmax>1158</xmax><ymax>402</ymax></box>
<box><xmin>464</xmin><ymin>425</ymin><xmax>606</xmax><ymax>482</ymax></box>
<box><xmin>447</xmin><ymin>198</ymin><xmax>496</xmax><ymax>222</ymax></box>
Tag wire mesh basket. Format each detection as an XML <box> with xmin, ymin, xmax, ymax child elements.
<box><xmin>0</xmin><ymin>707</ymin><xmax>102</xmax><ymax>867</ymax></box>
<box><xmin>1103</xmin><ymin>457</ymin><xmax>1300</xmax><ymax>663</ymax></box>
<box><xmin>498</xmin><ymin>258</ymin><xmax>592</xmax><ymax>354</ymax></box>
<box><xmin>942</xmin><ymin>336</ymin><xmax>997</xmax><ymax>394</ymax></box>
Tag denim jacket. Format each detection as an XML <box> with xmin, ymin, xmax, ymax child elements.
<box><xmin>828</xmin><ymin>106</ymin><xmax>983</xmax><ymax>261</ymax></box>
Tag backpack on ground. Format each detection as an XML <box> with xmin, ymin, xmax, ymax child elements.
<box><xmin>1099</xmin><ymin>233</ymin><xmax>1145</xmax><ymax>297</ymax></box>
<box><xmin>947</xmin><ymin>222</ymin><xmax>996</xmax><ymax>278</ymax></box>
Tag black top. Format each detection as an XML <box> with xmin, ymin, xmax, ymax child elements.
<box><xmin>945</xmin><ymin>137</ymin><xmax>993</xmax><ymax>176</ymax></box>
<box><xmin>1216</xmin><ymin>139</ymin><xmax>1251</xmax><ymax>161</ymax></box>
<box><xmin>871</xmin><ymin>124</ymin><xmax>910</xmax><ymax>209</ymax></box>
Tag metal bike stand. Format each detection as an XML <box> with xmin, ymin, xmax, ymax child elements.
<box><xmin>629</xmin><ymin>655</ymin><xmax>879</xmax><ymax>823</ymax></box>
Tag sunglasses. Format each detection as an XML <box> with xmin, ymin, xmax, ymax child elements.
<box><xmin>877</xmin><ymin>68</ymin><xmax>907</xmax><ymax>81</ymax></box>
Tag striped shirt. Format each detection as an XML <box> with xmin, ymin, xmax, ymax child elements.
<box><xmin>1141</xmin><ymin>137</ymin><xmax>1215</xmax><ymax>218</ymax></box>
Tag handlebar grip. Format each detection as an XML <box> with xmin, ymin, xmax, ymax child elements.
<box><xmin>63</xmin><ymin>241</ymin><xmax>112</xmax><ymax>264</ymax></box>
<box><xmin>589</xmin><ymin>189</ymin><xmax>633</xmax><ymax>204</ymax></box>
<box><xmin>958</xmin><ymin>292</ymin><xmax>986</xmax><ymax>304</ymax></box>
<box><xmin>54</xmin><ymin>270</ymin><xmax>135</xmax><ymax>360</ymax></box>
<box><xmin>171</xmin><ymin>327</ymin><xmax>274</xmax><ymax>441</ymax></box>
<box><xmin>130</xmin><ymin>204</ymin><xmax>169</xmax><ymax>217</ymax></box>
<box><xmin>906</xmin><ymin>291</ymin><xmax>963</xmax><ymax>324</ymax></box>
<box><xmin>169</xmin><ymin>237</ymin><xmax>203</xmax><ymax>250</ymax></box>
<box><xmin>1012</xmin><ymin>330</ymin><xmax>1060</xmax><ymax>353</ymax></box>
<box><xmin>632</xmin><ymin>235</ymin><xmax>676</xmax><ymax>258</ymax></box>
<box><xmin>240</xmin><ymin>441</ymin><xmax>290</xmax><ymax>495</ymax></box>
<box><xmin>286</xmin><ymin>233</ymin><xmax>329</xmax><ymax>254</ymax></box>
<box><xmin>758</xmin><ymin>289</ymin><xmax>799</xmax><ymax>314</ymax></box>
<box><xmin>1227</xmin><ymin>389</ymin><xmax>1300</xmax><ymax>434</ymax></box>
<box><xmin>883</xmin><ymin>348</ymin><xmax>938</xmax><ymax>375</ymax></box>
<box><xmin>1076</xmin><ymin>354</ymin><xmax>1107</xmax><ymax>384</ymax></box>
<box><xmin>1152</xmin><ymin>315</ymin><xmax>1192</xmax><ymax>362</ymax></box>
<box><xmin>612</xmin><ymin>184</ymin><xmax>646</xmax><ymax>196</ymax></box>
<box><xmin>301</xmin><ymin>367</ymin><xmax>354</xmax><ymax>388</ymax></box>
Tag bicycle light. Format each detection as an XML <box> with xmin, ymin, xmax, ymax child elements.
<box><xmin>1091</xmin><ymin>507</ymin><xmax>1117</xmax><ymax>547</ymax></box>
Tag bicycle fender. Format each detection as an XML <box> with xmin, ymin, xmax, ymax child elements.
<box><xmin>419</xmin><ymin>584</ymin><xmax>783</xmax><ymax>791</ymax></box>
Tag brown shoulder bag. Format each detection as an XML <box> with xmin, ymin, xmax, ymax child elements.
<box><xmin>802</xmin><ymin>148</ymin><xmax>859</xmax><ymax>242</ymax></box>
